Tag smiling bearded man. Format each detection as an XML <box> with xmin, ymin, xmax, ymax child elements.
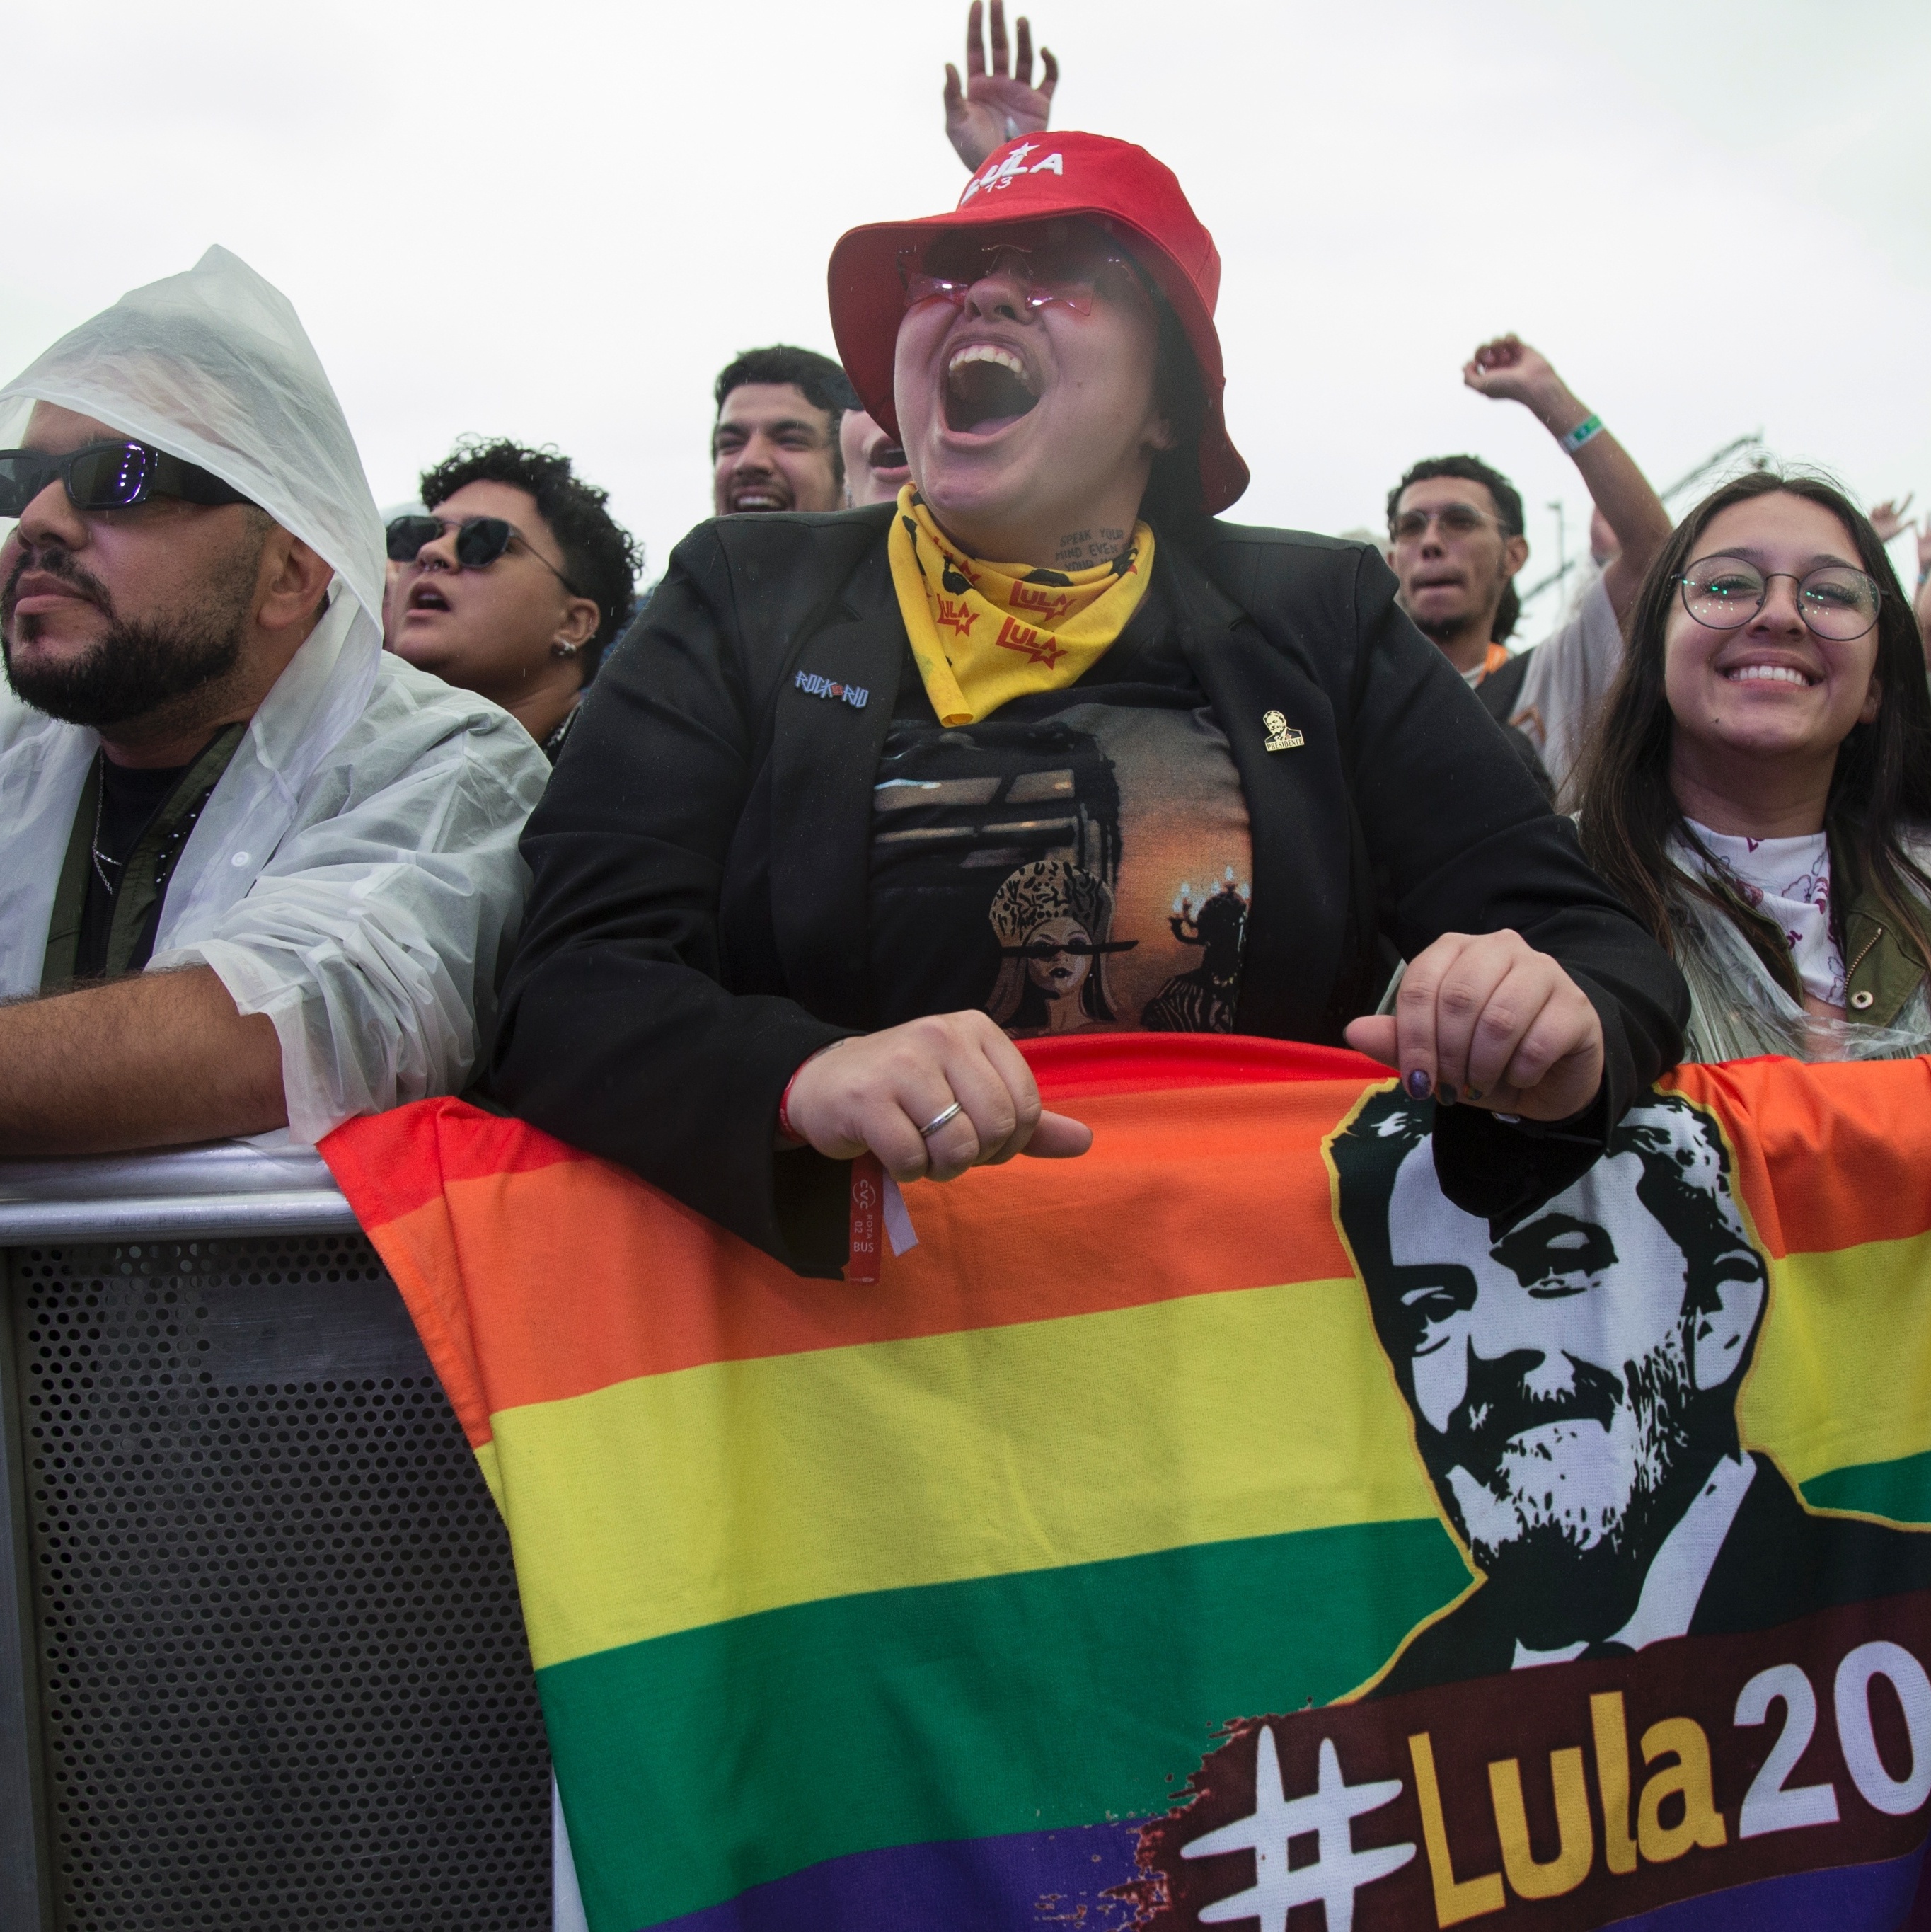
<box><xmin>710</xmin><ymin>346</ymin><xmax>858</xmax><ymax>517</ymax></box>
<box><xmin>488</xmin><ymin>133</ymin><xmax>1685</xmax><ymax>1280</ymax></box>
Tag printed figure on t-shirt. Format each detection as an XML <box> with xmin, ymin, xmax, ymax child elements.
<box><xmin>867</xmin><ymin>585</ymin><xmax>1255</xmax><ymax>1034</ymax></box>
<box><xmin>985</xmin><ymin>858</ymin><xmax>1135</xmax><ymax>1035</ymax></box>
<box><xmin>1143</xmin><ymin>869</ymin><xmax>1248</xmax><ymax>1033</ymax></box>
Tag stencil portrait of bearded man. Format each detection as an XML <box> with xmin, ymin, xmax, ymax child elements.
<box><xmin>1328</xmin><ymin>1088</ymin><xmax>1931</xmax><ymax>1697</ymax></box>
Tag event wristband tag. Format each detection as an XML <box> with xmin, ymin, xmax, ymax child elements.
<box><xmin>848</xmin><ymin>1155</ymin><xmax>918</xmax><ymax>1284</ymax></box>
<box><xmin>848</xmin><ymin>1154</ymin><xmax>884</xmax><ymax>1284</ymax></box>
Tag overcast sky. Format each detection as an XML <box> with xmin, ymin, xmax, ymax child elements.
<box><xmin>10</xmin><ymin>0</ymin><xmax>1928</xmax><ymax>633</ymax></box>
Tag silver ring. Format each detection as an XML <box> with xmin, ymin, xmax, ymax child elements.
<box><xmin>917</xmin><ymin>1100</ymin><xmax>965</xmax><ymax>1139</ymax></box>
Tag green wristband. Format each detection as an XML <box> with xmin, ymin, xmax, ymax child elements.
<box><xmin>1560</xmin><ymin>413</ymin><xmax>1604</xmax><ymax>455</ymax></box>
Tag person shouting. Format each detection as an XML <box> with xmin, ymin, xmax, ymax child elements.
<box><xmin>492</xmin><ymin>134</ymin><xmax>1686</xmax><ymax>1276</ymax></box>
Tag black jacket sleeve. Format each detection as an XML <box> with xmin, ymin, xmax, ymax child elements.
<box><xmin>1335</xmin><ymin>544</ymin><xmax>1687</xmax><ymax>1219</ymax></box>
<box><xmin>489</xmin><ymin>524</ymin><xmax>858</xmax><ymax>1267</ymax></box>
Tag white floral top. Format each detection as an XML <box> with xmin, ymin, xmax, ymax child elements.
<box><xmin>1684</xmin><ymin>820</ymin><xmax>1845</xmax><ymax>1007</ymax></box>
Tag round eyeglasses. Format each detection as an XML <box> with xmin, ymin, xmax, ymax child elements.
<box><xmin>1679</xmin><ymin>555</ymin><xmax>1882</xmax><ymax>642</ymax></box>
<box><xmin>1390</xmin><ymin>503</ymin><xmax>1511</xmax><ymax>543</ymax></box>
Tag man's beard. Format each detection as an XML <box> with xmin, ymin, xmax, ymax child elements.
<box><xmin>1405</xmin><ymin>594</ymin><xmax>1490</xmax><ymax>657</ymax></box>
<box><xmin>1407</xmin><ymin>605</ymin><xmax>1468</xmax><ymax>646</ymax></box>
<box><xmin>1</xmin><ymin>544</ymin><xmax>253</xmax><ymax>730</ymax></box>
<box><xmin>1422</xmin><ymin>1326</ymin><xmax>1701</xmax><ymax>1607</ymax></box>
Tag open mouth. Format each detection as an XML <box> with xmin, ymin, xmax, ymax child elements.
<box><xmin>1723</xmin><ymin>663</ymin><xmax>1817</xmax><ymax>687</ymax></box>
<box><xmin>729</xmin><ymin>486</ymin><xmax>788</xmax><ymax>512</ymax></box>
<box><xmin>945</xmin><ymin>344</ymin><xmax>1040</xmax><ymax>435</ymax></box>
<box><xmin>407</xmin><ymin>582</ymin><xmax>451</xmax><ymax>614</ymax></box>
<box><xmin>871</xmin><ymin>444</ymin><xmax>909</xmax><ymax>473</ymax></box>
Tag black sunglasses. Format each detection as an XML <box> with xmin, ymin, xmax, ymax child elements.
<box><xmin>0</xmin><ymin>440</ymin><xmax>253</xmax><ymax>519</ymax></box>
<box><xmin>386</xmin><ymin>514</ymin><xmax>586</xmax><ymax>597</ymax></box>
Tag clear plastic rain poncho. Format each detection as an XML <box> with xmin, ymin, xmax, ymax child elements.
<box><xmin>1666</xmin><ymin>836</ymin><xmax>1931</xmax><ymax>1064</ymax></box>
<box><xmin>0</xmin><ymin>247</ymin><xmax>549</xmax><ymax>1142</ymax></box>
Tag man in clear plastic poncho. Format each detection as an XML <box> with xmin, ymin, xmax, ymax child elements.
<box><xmin>0</xmin><ymin>247</ymin><xmax>551</xmax><ymax>1152</ymax></box>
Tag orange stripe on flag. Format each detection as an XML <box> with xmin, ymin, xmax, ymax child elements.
<box><xmin>325</xmin><ymin>1079</ymin><xmax>1363</xmax><ymax>1424</ymax></box>
<box><xmin>1670</xmin><ymin>1057</ymin><xmax>1931</xmax><ymax>1259</ymax></box>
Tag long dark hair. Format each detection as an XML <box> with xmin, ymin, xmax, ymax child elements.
<box><xmin>1577</xmin><ymin>469</ymin><xmax>1931</xmax><ymax>960</ymax></box>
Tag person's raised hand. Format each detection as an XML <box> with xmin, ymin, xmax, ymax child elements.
<box><xmin>1869</xmin><ymin>495</ymin><xmax>1916</xmax><ymax>545</ymax></box>
<box><xmin>1463</xmin><ymin>334</ymin><xmax>1567</xmax><ymax>413</ymax></box>
<box><xmin>1344</xmin><ymin>931</ymin><xmax>1605</xmax><ymax>1124</ymax></box>
<box><xmin>945</xmin><ymin>0</ymin><xmax>1059</xmax><ymax>173</ymax></box>
<box><xmin>781</xmin><ymin>1011</ymin><xmax>1092</xmax><ymax>1183</ymax></box>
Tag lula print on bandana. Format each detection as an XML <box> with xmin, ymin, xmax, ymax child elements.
<box><xmin>885</xmin><ymin>485</ymin><xmax>1155</xmax><ymax>725</ymax></box>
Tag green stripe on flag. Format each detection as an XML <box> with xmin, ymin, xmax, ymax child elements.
<box><xmin>1803</xmin><ymin>1448</ymin><xmax>1931</xmax><ymax>1524</ymax></box>
<box><xmin>540</xmin><ymin>1517</ymin><xmax>1468</xmax><ymax>1929</ymax></box>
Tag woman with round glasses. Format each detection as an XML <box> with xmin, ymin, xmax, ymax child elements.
<box><xmin>492</xmin><ymin>133</ymin><xmax>1687</xmax><ymax>1276</ymax></box>
<box><xmin>386</xmin><ymin>439</ymin><xmax>640</xmax><ymax>762</ymax></box>
<box><xmin>1579</xmin><ymin>471</ymin><xmax>1931</xmax><ymax>1061</ymax></box>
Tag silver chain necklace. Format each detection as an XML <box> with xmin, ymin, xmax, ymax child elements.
<box><xmin>89</xmin><ymin>759</ymin><xmax>125</xmax><ymax>897</ymax></box>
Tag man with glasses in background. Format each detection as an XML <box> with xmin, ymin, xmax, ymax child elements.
<box><xmin>1388</xmin><ymin>335</ymin><xmax>1673</xmax><ymax>805</ymax></box>
<box><xmin>0</xmin><ymin>248</ymin><xmax>548</xmax><ymax>1158</ymax></box>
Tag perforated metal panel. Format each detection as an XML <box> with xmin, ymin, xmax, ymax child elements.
<box><xmin>7</xmin><ymin>1232</ymin><xmax>551</xmax><ymax>1929</ymax></box>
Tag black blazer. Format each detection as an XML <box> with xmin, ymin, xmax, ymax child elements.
<box><xmin>491</xmin><ymin>505</ymin><xmax>1687</xmax><ymax>1275</ymax></box>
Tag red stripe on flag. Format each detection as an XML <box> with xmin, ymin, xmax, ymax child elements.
<box><xmin>321</xmin><ymin>1096</ymin><xmax>585</xmax><ymax>1229</ymax></box>
<box><xmin>1022</xmin><ymin>1033</ymin><xmax>1385</xmax><ymax>1100</ymax></box>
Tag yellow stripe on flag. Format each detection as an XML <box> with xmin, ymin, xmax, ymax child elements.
<box><xmin>477</xmin><ymin>1230</ymin><xmax>1931</xmax><ymax>1674</ymax></box>
<box><xmin>1742</xmin><ymin>1233</ymin><xmax>1931</xmax><ymax>1485</ymax></box>
<box><xmin>474</xmin><ymin>1437</ymin><xmax>505</xmax><ymax>1517</ymax></box>
<box><xmin>491</xmin><ymin>1276</ymin><xmax>1443</xmax><ymax>1671</ymax></box>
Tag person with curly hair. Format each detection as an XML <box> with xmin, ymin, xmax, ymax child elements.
<box><xmin>387</xmin><ymin>439</ymin><xmax>640</xmax><ymax>761</ymax></box>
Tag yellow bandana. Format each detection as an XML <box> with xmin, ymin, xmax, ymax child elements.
<box><xmin>886</xmin><ymin>486</ymin><xmax>1155</xmax><ymax>725</ymax></box>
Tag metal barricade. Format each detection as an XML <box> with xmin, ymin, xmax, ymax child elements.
<box><xmin>0</xmin><ymin>1144</ymin><xmax>553</xmax><ymax>1931</ymax></box>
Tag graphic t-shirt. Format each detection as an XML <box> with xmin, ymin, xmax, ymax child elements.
<box><xmin>868</xmin><ymin>580</ymin><xmax>1254</xmax><ymax>1037</ymax></box>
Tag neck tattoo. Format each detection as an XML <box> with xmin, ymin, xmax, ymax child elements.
<box><xmin>1053</xmin><ymin>527</ymin><xmax>1131</xmax><ymax>569</ymax></box>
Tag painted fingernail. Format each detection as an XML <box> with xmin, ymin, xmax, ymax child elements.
<box><xmin>1405</xmin><ymin>1069</ymin><xmax>1433</xmax><ymax>1099</ymax></box>
<box><xmin>1437</xmin><ymin>1083</ymin><xmax>1460</xmax><ymax>1107</ymax></box>
<box><xmin>1465</xmin><ymin>1086</ymin><xmax>1485</xmax><ymax>1103</ymax></box>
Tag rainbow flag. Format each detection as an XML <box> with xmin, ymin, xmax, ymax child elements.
<box><xmin>322</xmin><ymin>1036</ymin><xmax>1931</xmax><ymax>1931</ymax></box>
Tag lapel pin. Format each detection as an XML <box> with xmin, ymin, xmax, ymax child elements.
<box><xmin>795</xmin><ymin>669</ymin><xmax>869</xmax><ymax>711</ymax></box>
<box><xmin>1262</xmin><ymin>710</ymin><xmax>1304</xmax><ymax>752</ymax></box>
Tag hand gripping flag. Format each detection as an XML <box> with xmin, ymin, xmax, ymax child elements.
<box><xmin>321</xmin><ymin>1036</ymin><xmax>1931</xmax><ymax>1931</ymax></box>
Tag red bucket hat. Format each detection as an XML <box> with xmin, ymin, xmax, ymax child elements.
<box><xmin>828</xmin><ymin>132</ymin><xmax>1249</xmax><ymax>517</ymax></box>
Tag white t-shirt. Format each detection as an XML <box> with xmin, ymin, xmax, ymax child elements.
<box><xmin>1683</xmin><ymin>820</ymin><xmax>1846</xmax><ymax>1007</ymax></box>
<box><xmin>1504</xmin><ymin>571</ymin><xmax>1624</xmax><ymax>807</ymax></box>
